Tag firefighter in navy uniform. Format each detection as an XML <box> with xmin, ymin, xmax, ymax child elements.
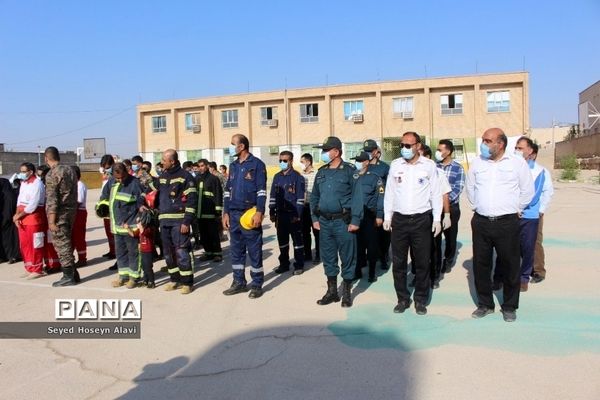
<box><xmin>222</xmin><ymin>134</ymin><xmax>268</xmax><ymax>299</ymax></box>
<box><xmin>363</xmin><ymin>139</ymin><xmax>391</xmax><ymax>270</ymax></box>
<box><xmin>351</xmin><ymin>151</ymin><xmax>385</xmax><ymax>282</ymax></box>
<box><xmin>97</xmin><ymin>162</ymin><xmax>145</xmax><ymax>288</ymax></box>
<box><xmin>196</xmin><ymin>159</ymin><xmax>224</xmax><ymax>262</ymax></box>
<box><xmin>269</xmin><ymin>151</ymin><xmax>306</xmax><ymax>275</ymax></box>
<box><xmin>311</xmin><ymin>136</ymin><xmax>363</xmax><ymax>308</ymax></box>
<box><xmin>156</xmin><ymin>149</ymin><xmax>197</xmax><ymax>295</ymax></box>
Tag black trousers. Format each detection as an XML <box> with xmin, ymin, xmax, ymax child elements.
<box><xmin>356</xmin><ymin>211</ymin><xmax>379</xmax><ymax>279</ymax></box>
<box><xmin>377</xmin><ymin>227</ymin><xmax>391</xmax><ymax>266</ymax></box>
<box><xmin>199</xmin><ymin>217</ymin><xmax>222</xmax><ymax>256</ymax></box>
<box><xmin>141</xmin><ymin>252</ymin><xmax>154</xmax><ymax>283</ymax></box>
<box><xmin>471</xmin><ymin>213</ymin><xmax>520</xmax><ymax>311</ymax></box>
<box><xmin>391</xmin><ymin>211</ymin><xmax>432</xmax><ymax>304</ymax></box>
<box><xmin>276</xmin><ymin>213</ymin><xmax>304</xmax><ymax>269</ymax></box>
<box><xmin>302</xmin><ymin>205</ymin><xmax>319</xmax><ymax>260</ymax></box>
<box><xmin>434</xmin><ymin>203</ymin><xmax>461</xmax><ymax>271</ymax></box>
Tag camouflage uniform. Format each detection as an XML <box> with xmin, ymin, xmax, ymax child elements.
<box><xmin>46</xmin><ymin>164</ymin><xmax>78</xmax><ymax>279</ymax></box>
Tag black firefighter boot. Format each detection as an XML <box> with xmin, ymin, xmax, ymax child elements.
<box><xmin>52</xmin><ymin>265</ymin><xmax>78</xmax><ymax>287</ymax></box>
<box><xmin>317</xmin><ymin>276</ymin><xmax>340</xmax><ymax>305</ymax></box>
<box><xmin>341</xmin><ymin>279</ymin><xmax>353</xmax><ymax>308</ymax></box>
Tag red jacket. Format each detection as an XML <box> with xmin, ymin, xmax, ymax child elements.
<box><xmin>139</xmin><ymin>226</ymin><xmax>155</xmax><ymax>253</ymax></box>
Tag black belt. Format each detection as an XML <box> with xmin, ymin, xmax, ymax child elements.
<box><xmin>475</xmin><ymin>212</ymin><xmax>517</xmax><ymax>221</ymax></box>
<box><xmin>394</xmin><ymin>210</ymin><xmax>432</xmax><ymax>218</ymax></box>
<box><xmin>320</xmin><ymin>212</ymin><xmax>346</xmax><ymax>220</ymax></box>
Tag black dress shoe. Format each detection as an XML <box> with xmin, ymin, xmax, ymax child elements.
<box><xmin>293</xmin><ymin>269</ymin><xmax>304</xmax><ymax>276</ymax></box>
<box><xmin>312</xmin><ymin>257</ymin><xmax>321</xmax><ymax>265</ymax></box>
<box><xmin>415</xmin><ymin>303</ymin><xmax>427</xmax><ymax>315</ymax></box>
<box><xmin>8</xmin><ymin>258</ymin><xmax>21</xmax><ymax>264</ymax></box>
<box><xmin>273</xmin><ymin>266</ymin><xmax>289</xmax><ymax>274</ymax></box>
<box><xmin>530</xmin><ymin>273</ymin><xmax>545</xmax><ymax>284</ymax></box>
<box><xmin>102</xmin><ymin>252</ymin><xmax>116</xmax><ymax>260</ymax></box>
<box><xmin>501</xmin><ymin>309</ymin><xmax>517</xmax><ymax>322</ymax></box>
<box><xmin>393</xmin><ymin>300</ymin><xmax>412</xmax><ymax>313</ymax></box>
<box><xmin>248</xmin><ymin>287</ymin><xmax>263</xmax><ymax>299</ymax></box>
<box><xmin>368</xmin><ymin>276</ymin><xmax>377</xmax><ymax>283</ymax></box>
<box><xmin>223</xmin><ymin>282</ymin><xmax>248</xmax><ymax>296</ymax></box>
<box><xmin>52</xmin><ymin>275</ymin><xmax>77</xmax><ymax>287</ymax></box>
<box><xmin>108</xmin><ymin>262</ymin><xmax>118</xmax><ymax>271</ymax></box>
<box><xmin>472</xmin><ymin>306</ymin><xmax>494</xmax><ymax>319</ymax></box>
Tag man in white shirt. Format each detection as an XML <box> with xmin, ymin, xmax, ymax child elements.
<box><xmin>71</xmin><ymin>166</ymin><xmax>88</xmax><ymax>267</ymax></box>
<box><xmin>384</xmin><ymin>132</ymin><xmax>443</xmax><ymax>315</ymax></box>
<box><xmin>466</xmin><ymin>128</ymin><xmax>534</xmax><ymax>322</ymax></box>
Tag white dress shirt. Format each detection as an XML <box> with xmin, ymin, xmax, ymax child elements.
<box><xmin>17</xmin><ymin>176</ymin><xmax>45</xmax><ymax>214</ymax></box>
<box><xmin>466</xmin><ymin>153</ymin><xmax>534</xmax><ymax>217</ymax></box>
<box><xmin>384</xmin><ymin>156</ymin><xmax>443</xmax><ymax>222</ymax></box>
<box><xmin>439</xmin><ymin>173</ymin><xmax>451</xmax><ymax>195</ymax></box>
<box><xmin>539</xmin><ymin>166</ymin><xmax>554</xmax><ymax>214</ymax></box>
<box><xmin>77</xmin><ymin>181</ymin><xmax>87</xmax><ymax>210</ymax></box>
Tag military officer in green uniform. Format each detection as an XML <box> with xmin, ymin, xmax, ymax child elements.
<box><xmin>311</xmin><ymin>137</ymin><xmax>363</xmax><ymax>308</ymax></box>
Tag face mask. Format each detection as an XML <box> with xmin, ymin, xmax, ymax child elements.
<box><xmin>105</xmin><ymin>167</ymin><xmax>113</xmax><ymax>175</ymax></box>
<box><xmin>435</xmin><ymin>151</ymin><xmax>444</xmax><ymax>162</ymax></box>
<box><xmin>514</xmin><ymin>150</ymin><xmax>524</xmax><ymax>159</ymax></box>
<box><xmin>279</xmin><ymin>161</ymin><xmax>289</xmax><ymax>171</ymax></box>
<box><xmin>368</xmin><ymin>153</ymin><xmax>374</xmax><ymax>161</ymax></box>
<box><xmin>229</xmin><ymin>145</ymin><xmax>238</xmax><ymax>157</ymax></box>
<box><xmin>354</xmin><ymin>161</ymin><xmax>364</xmax><ymax>170</ymax></box>
<box><xmin>156</xmin><ymin>168</ymin><xmax>162</xmax><ymax>176</ymax></box>
<box><xmin>401</xmin><ymin>147</ymin><xmax>414</xmax><ymax>160</ymax></box>
<box><xmin>527</xmin><ymin>159</ymin><xmax>535</xmax><ymax>168</ymax></box>
<box><xmin>480</xmin><ymin>143</ymin><xmax>491</xmax><ymax>160</ymax></box>
<box><xmin>17</xmin><ymin>172</ymin><xmax>28</xmax><ymax>181</ymax></box>
<box><xmin>300</xmin><ymin>163</ymin><xmax>307</xmax><ymax>171</ymax></box>
<box><xmin>190</xmin><ymin>171</ymin><xmax>196</xmax><ymax>177</ymax></box>
<box><xmin>132</xmin><ymin>164</ymin><xmax>140</xmax><ymax>172</ymax></box>
<box><xmin>321</xmin><ymin>151</ymin><xmax>332</xmax><ymax>164</ymax></box>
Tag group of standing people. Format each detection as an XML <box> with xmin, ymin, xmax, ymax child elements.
<box><xmin>5</xmin><ymin>129</ymin><xmax>553</xmax><ymax>322</ymax></box>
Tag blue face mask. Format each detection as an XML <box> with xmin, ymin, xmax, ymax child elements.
<box><xmin>354</xmin><ymin>161</ymin><xmax>364</xmax><ymax>170</ymax></box>
<box><xmin>401</xmin><ymin>147</ymin><xmax>414</xmax><ymax>160</ymax></box>
<box><xmin>321</xmin><ymin>151</ymin><xmax>331</xmax><ymax>164</ymax></box>
<box><xmin>229</xmin><ymin>144</ymin><xmax>238</xmax><ymax>157</ymax></box>
<box><xmin>527</xmin><ymin>159</ymin><xmax>535</xmax><ymax>168</ymax></box>
<box><xmin>279</xmin><ymin>161</ymin><xmax>289</xmax><ymax>171</ymax></box>
<box><xmin>17</xmin><ymin>172</ymin><xmax>28</xmax><ymax>181</ymax></box>
<box><xmin>480</xmin><ymin>143</ymin><xmax>491</xmax><ymax>160</ymax></box>
<box><xmin>132</xmin><ymin>164</ymin><xmax>140</xmax><ymax>172</ymax></box>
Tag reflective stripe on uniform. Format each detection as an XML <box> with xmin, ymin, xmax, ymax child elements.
<box><xmin>250</xmin><ymin>266</ymin><xmax>264</xmax><ymax>273</ymax></box>
<box><xmin>232</xmin><ymin>264</ymin><xmax>244</xmax><ymax>270</ymax></box>
<box><xmin>158</xmin><ymin>213</ymin><xmax>185</xmax><ymax>220</ymax></box>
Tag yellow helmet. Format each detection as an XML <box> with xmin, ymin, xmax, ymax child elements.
<box><xmin>240</xmin><ymin>207</ymin><xmax>257</xmax><ymax>230</ymax></box>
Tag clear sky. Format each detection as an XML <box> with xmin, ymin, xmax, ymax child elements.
<box><xmin>1</xmin><ymin>0</ymin><xmax>598</xmax><ymax>157</ymax></box>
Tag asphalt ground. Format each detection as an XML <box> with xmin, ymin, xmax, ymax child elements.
<box><xmin>0</xmin><ymin>181</ymin><xmax>598</xmax><ymax>400</ymax></box>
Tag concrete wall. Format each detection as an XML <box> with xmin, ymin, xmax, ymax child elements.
<box><xmin>0</xmin><ymin>151</ymin><xmax>77</xmax><ymax>176</ymax></box>
<box><xmin>555</xmin><ymin>132</ymin><xmax>600</xmax><ymax>169</ymax></box>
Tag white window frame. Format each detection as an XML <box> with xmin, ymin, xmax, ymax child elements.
<box><xmin>343</xmin><ymin>100</ymin><xmax>364</xmax><ymax>120</ymax></box>
<box><xmin>260</xmin><ymin>106</ymin><xmax>278</xmax><ymax>125</ymax></box>
<box><xmin>487</xmin><ymin>91</ymin><xmax>511</xmax><ymax>113</ymax></box>
<box><xmin>221</xmin><ymin>110</ymin><xmax>239</xmax><ymax>129</ymax></box>
<box><xmin>185</xmin><ymin>113</ymin><xmax>200</xmax><ymax>131</ymax></box>
<box><xmin>152</xmin><ymin>116</ymin><xmax>167</xmax><ymax>133</ymax></box>
<box><xmin>441</xmin><ymin>94</ymin><xmax>463</xmax><ymax>115</ymax></box>
<box><xmin>392</xmin><ymin>97</ymin><xmax>414</xmax><ymax>118</ymax></box>
<box><xmin>300</xmin><ymin>103</ymin><xmax>319</xmax><ymax>123</ymax></box>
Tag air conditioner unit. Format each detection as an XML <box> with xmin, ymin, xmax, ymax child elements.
<box><xmin>351</xmin><ymin>114</ymin><xmax>364</xmax><ymax>123</ymax></box>
<box><xmin>402</xmin><ymin>111</ymin><xmax>413</xmax><ymax>119</ymax></box>
<box><xmin>263</xmin><ymin>119</ymin><xmax>278</xmax><ymax>127</ymax></box>
<box><xmin>192</xmin><ymin>125</ymin><xmax>201</xmax><ymax>133</ymax></box>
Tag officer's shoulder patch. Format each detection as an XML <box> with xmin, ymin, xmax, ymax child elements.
<box><xmin>353</xmin><ymin>173</ymin><xmax>359</xmax><ymax>179</ymax></box>
<box><xmin>378</xmin><ymin>185</ymin><xmax>385</xmax><ymax>194</ymax></box>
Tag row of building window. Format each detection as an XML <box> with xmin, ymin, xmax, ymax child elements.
<box><xmin>151</xmin><ymin>91</ymin><xmax>511</xmax><ymax>133</ymax></box>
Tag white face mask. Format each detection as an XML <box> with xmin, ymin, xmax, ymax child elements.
<box><xmin>435</xmin><ymin>151</ymin><xmax>444</xmax><ymax>162</ymax></box>
<box><xmin>300</xmin><ymin>163</ymin><xmax>307</xmax><ymax>171</ymax></box>
<box><xmin>514</xmin><ymin>150</ymin><xmax>524</xmax><ymax>159</ymax></box>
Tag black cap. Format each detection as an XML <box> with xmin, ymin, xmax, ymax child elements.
<box><xmin>314</xmin><ymin>136</ymin><xmax>342</xmax><ymax>151</ymax></box>
<box><xmin>351</xmin><ymin>151</ymin><xmax>370</xmax><ymax>162</ymax></box>
<box><xmin>363</xmin><ymin>139</ymin><xmax>378</xmax><ymax>152</ymax></box>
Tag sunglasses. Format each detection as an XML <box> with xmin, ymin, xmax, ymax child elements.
<box><xmin>279</xmin><ymin>159</ymin><xmax>290</xmax><ymax>163</ymax></box>
<box><xmin>399</xmin><ymin>143</ymin><xmax>416</xmax><ymax>149</ymax></box>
